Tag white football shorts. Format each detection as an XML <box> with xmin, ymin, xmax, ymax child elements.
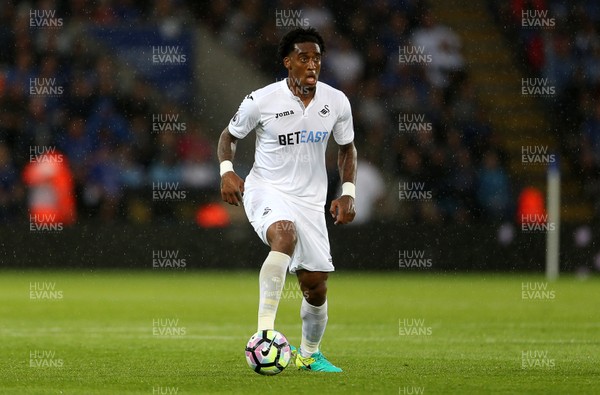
<box><xmin>242</xmin><ymin>183</ymin><xmax>334</xmax><ymax>273</ymax></box>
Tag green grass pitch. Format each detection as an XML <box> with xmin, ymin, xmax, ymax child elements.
<box><xmin>0</xmin><ymin>271</ymin><xmax>598</xmax><ymax>394</ymax></box>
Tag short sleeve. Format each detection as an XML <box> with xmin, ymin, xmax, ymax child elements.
<box><xmin>228</xmin><ymin>93</ymin><xmax>260</xmax><ymax>139</ymax></box>
<box><xmin>332</xmin><ymin>94</ymin><xmax>354</xmax><ymax>145</ymax></box>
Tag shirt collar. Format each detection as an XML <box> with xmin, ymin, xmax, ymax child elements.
<box><xmin>282</xmin><ymin>78</ymin><xmax>318</xmax><ymax>102</ymax></box>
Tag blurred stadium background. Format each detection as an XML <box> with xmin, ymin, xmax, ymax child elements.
<box><xmin>1</xmin><ymin>0</ymin><xmax>599</xmax><ymax>272</ymax></box>
<box><xmin>2</xmin><ymin>1</ymin><xmax>600</xmax><ymax>393</ymax></box>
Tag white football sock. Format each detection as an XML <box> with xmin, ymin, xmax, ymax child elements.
<box><xmin>300</xmin><ymin>298</ymin><xmax>328</xmax><ymax>357</ymax></box>
<box><xmin>257</xmin><ymin>251</ymin><xmax>290</xmax><ymax>331</ymax></box>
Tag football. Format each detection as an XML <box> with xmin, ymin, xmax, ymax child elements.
<box><xmin>244</xmin><ymin>329</ymin><xmax>292</xmax><ymax>375</ymax></box>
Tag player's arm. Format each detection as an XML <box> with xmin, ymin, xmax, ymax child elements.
<box><xmin>330</xmin><ymin>141</ymin><xmax>357</xmax><ymax>225</ymax></box>
<box><xmin>217</xmin><ymin>127</ymin><xmax>244</xmax><ymax>206</ymax></box>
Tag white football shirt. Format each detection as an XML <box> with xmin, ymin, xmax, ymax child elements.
<box><xmin>228</xmin><ymin>79</ymin><xmax>354</xmax><ymax>211</ymax></box>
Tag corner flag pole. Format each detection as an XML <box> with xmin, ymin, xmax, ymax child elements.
<box><xmin>545</xmin><ymin>154</ymin><xmax>560</xmax><ymax>280</ymax></box>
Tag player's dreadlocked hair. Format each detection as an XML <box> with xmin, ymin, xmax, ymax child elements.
<box><xmin>277</xmin><ymin>27</ymin><xmax>326</xmax><ymax>61</ymax></box>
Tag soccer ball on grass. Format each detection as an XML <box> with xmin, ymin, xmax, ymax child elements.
<box><xmin>244</xmin><ymin>329</ymin><xmax>291</xmax><ymax>375</ymax></box>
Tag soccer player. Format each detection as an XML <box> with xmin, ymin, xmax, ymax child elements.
<box><xmin>217</xmin><ymin>27</ymin><xmax>357</xmax><ymax>372</ymax></box>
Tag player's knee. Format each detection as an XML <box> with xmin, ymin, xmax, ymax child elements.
<box><xmin>303</xmin><ymin>280</ymin><xmax>327</xmax><ymax>306</ymax></box>
<box><xmin>268</xmin><ymin>221</ymin><xmax>297</xmax><ymax>255</ymax></box>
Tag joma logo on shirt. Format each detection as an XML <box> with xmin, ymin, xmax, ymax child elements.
<box><xmin>275</xmin><ymin>110</ymin><xmax>295</xmax><ymax>119</ymax></box>
<box><xmin>278</xmin><ymin>130</ymin><xmax>329</xmax><ymax>145</ymax></box>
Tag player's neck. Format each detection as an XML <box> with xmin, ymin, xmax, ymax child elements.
<box><xmin>286</xmin><ymin>78</ymin><xmax>315</xmax><ymax>107</ymax></box>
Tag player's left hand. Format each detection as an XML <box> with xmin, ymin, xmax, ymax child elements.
<box><xmin>330</xmin><ymin>195</ymin><xmax>355</xmax><ymax>225</ymax></box>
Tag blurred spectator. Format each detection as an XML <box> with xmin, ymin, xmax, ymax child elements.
<box><xmin>516</xmin><ymin>187</ymin><xmax>546</xmax><ymax>225</ymax></box>
<box><xmin>128</xmin><ymin>115</ymin><xmax>155</xmax><ymax>168</ymax></box>
<box><xmin>6</xmin><ymin>51</ymin><xmax>34</xmax><ymax>94</ymax></box>
<box><xmin>356</xmin><ymin>78</ymin><xmax>387</xmax><ymax>128</ymax></box>
<box><xmin>0</xmin><ymin>143</ymin><xmax>24</xmax><ymax>220</ymax></box>
<box><xmin>575</xmin><ymin>19</ymin><xmax>600</xmax><ymax>65</ymax></box>
<box><xmin>477</xmin><ymin>151</ymin><xmax>512</xmax><ymax>220</ymax></box>
<box><xmin>179</xmin><ymin>123</ymin><xmax>217</xmax><ymax>189</ymax></box>
<box><xmin>66</xmin><ymin>73</ymin><xmax>96</xmax><ymax>118</ymax></box>
<box><xmin>220</xmin><ymin>1</ymin><xmax>261</xmax><ymax>53</ymax></box>
<box><xmin>327</xmin><ymin>36</ymin><xmax>364</xmax><ymax>88</ymax></box>
<box><xmin>347</xmin><ymin>156</ymin><xmax>386</xmax><ymax>225</ymax></box>
<box><xmin>379</xmin><ymin>10</ymin><xmax>411</xmax><ymax>54</ymax></box>
<box><xmin>542</xmin><ymin>32</ymin><xmax>576</xmax><ymax>96</ymax></box>
<box><xmin>84</xmin><ymin>146</ymin><xmax>123</xmax><ymax>220</ymax></box>
<box><xmin>86</xmin><ymin>98</ymin><xmax>132</xmax><ymax>149</ymax></box>
<box><xmin>198</xmin><ymin>0</ymin><xmax>232</xmax><ymax>32</ymax></box>
<box><xmin>22</xmin><ymin>150</ymin><xmax>76</xmax><ymax>225</ymax></box>
<box><xmin>581</xmin><ymin>100</ymin><xmax>600</xmax><ymax>166</ymax></box>
<box><xmin>0</xmin><ymin>84</ymin><xmax>28</xmax><ymax>155</ymax></box>
<box><xmin>301</xmin><ymin>0</ymin><xmax>334</xmax><ymax>32</ymax></box>
<box><xmin>117</xmin><ymin>146</ymin><xmax>145</xmax><ymax>189</ymax></box>
<box><xmin>58</xmin><ymin>115</ymin><xmax>91</xmax><ymax>169</ymax></box>
<box><xmin>149</xmin><ymin>133</ymin><xmax>182</xmax><ymax>184</ymax></box>
<box><xmin>411</xmin><ymin>9</ymin><xmax>465</xmax><ymax>89</ymax></box>
<box><xmin>447</xmin><ymin>147</ymin><xmax>477</xmax><ymax>222</ymax></box>
<box><xmin>23</xmin><ymin>96</ymin><xmax>54</xmax><ymax>147</ymax></box>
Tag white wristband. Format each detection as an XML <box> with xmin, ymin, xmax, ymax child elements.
<box><xmin>341</xmin><ymin>182</ymin><xmax>356</xmax><ymax>199</ymax></box>
<box><xmin>219</xmin><ymin>160</ymin><xmax>234</xmax><ymax>176</ymax></box>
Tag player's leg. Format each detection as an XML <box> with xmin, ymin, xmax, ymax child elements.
<box><xmin>293</xmin><ymin>270</ymin><xmax>341</xmax><ymax>372</ymax></box>
<box><xmin>297</xmin><ymin>269</ymin><xmax>329</xmax><ymax>353</ymax></box>
<box><xmin>256</xmin><ymin>220</ymin><xmax>296</xmax><ymax>331</ymax></box>
<box><xmin>287</xmin><ymin>206</ymin><xmax>341</xmax><ymax>372</ymax></box>
<box><xmin>267</xmin><ymin>220</ymin><xmax>297</xmax><ymax>256</ymax></box>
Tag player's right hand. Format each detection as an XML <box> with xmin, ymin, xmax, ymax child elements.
<box><xmin>220</xmin><ymin>172</ymin><xmax>245</xmax><ymax>206</ymax></box>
